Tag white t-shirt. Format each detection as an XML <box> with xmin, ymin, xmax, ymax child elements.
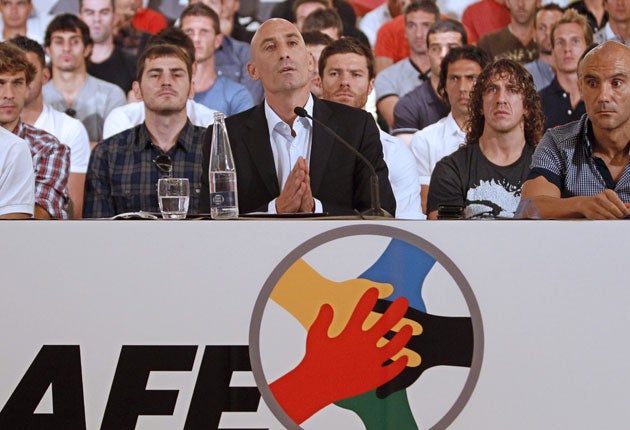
<box><xmin>34</xmin><ymin>104</ymin><xmax>90</xmax><ymax>174</ymax></box>
<box><xmin>102</xmin><ymin>99</ymin><xmax>218</xmax><ymax>140</ymax></box>
<box><xmin>410</xmin><ymin>112</ymin><xmax>466</xmax><ymax>186</ymax></box>
<box><xmin>0</xmin><ymin>127</ymin><xmax>35</xmax><ymax>216</ymax></box>
<box><xmin>380</xmin><ymin>129</ymin><xmax>424</xmax><ymax>219</ymax></box>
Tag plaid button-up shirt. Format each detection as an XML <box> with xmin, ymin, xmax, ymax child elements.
<box><xmin>16</xmin><ymin>121</ymin><xmax>70</xmax><ymax>219</ymax></box>
<box><xmin>83</xmin><ymin>121</ymin><xmax>207</xmax><ymax>218</ymax></box>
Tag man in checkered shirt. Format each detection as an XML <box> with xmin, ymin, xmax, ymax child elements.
<box><xmin>522</xmin><ymin>41</ymin><xmax>630</xmax><ymax>219</ymax></box>
<box><xmin>0</xmin><ymin>41</ymin><xmax>70</xmax><ymax>219</ymax></box>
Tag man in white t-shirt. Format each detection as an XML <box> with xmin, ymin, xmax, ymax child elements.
<box><xmin>11</xmin><ymin>35</ymin><xmax>90</xmax><ymax>218</ymax></box>
<box><xmin>410</xmin><ymin>45</ymin><xmax>490</xmax><ymax>214</ymax></box>
<box><xmin>0</xmin><ymin>126</ymin><xmax>35</xmax><ymax>218</ymax></box>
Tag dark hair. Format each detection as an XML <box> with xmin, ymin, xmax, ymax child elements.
<box><xmin>437</xmin><ymin>45</ymin><xmax>491</xmax><ymax>105</ymax></box>
<box><xmin>8</xmin><ymin>35</ymin><xmax>46</xmax><ymax>68</ymax></box>
<box><xmin>302</xmin><ymin>8</ymin><xmax>343</xmax><ymax>36</ymax></box>
<box><xmin>537</xmin><ymin>2</ymin><xmax>563</xmax><ymax>16</ymax></box>
<box><xmin>302</xmin><ymin>30</ymin><xmax>335</xmax><ymax>47</ymax></box>
<box><xmin>180</xmin><ymin>2</ymin><xmax>221</xmax><ymax>36</ymax></box>
<box><xmin>0</xmin><ymin>42</ymin><xmax>36</xmax><ymax>85</ymax></box>
<box><xmin>145</xmin><ymin>27</ymin><xmax>196</xmax><ymax>63</ymax></box>
<box><xmin>466</xmin><ymin>59</ymin><xmax>544</xmax><ymax>146</ymax></box>
<box><xmin>136</xmin><ymin>43</ymin><xmax>193</xmax><ymax>82</ymax></box>
<box><xmin>550</xmin><ymin>8</ymin><xmax>593</xmax><ymax>49</ymax></box>
<box><xmin>45</xmin><ymin>14</ymin><xmax>92</xmax><ymax>48</ymax></box>
<box><xmin>318</xmin><ymin>36</ymin><xmax>374</xmax><ymax>80</ymax></box>
<box><xmin>292</xmin><ymin>0</ymin><xmax>328</xmax><ymax>17</ymax></box>
<box><xmin>405</xmin><ymin>0</ymin><xmax>440</xmax><ymax>21</ymax></box>
<box><xmin>427</xmin><ymin>18</ymin><xmax>468</xmax><ymax>46</ymax></box>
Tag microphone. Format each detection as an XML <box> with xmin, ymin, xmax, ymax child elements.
<box><xmin>294</xmin><ymin>106</ymin><xmax>391</xmax><ymax>218</ymax></box>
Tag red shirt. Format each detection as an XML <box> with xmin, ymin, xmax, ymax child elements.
<box><xmin>462</xmin><ymin>0</ymin><xmax>511</xmax><ymax>44</ymax></box>
<box><xmin>374</xmin><ymin>15</ymin><xmax>408</xmax><ymax>62</ymax></box>
<box><xmin>132</xmin><ymin>8</ymin><xmax>167</xmax><ymax>35</ymax></box>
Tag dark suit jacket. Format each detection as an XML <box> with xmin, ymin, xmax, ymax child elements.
<box><xmin>200</xmin><ymin>97</ymin><xmax>395</xmax><ymax>215</ymax></box>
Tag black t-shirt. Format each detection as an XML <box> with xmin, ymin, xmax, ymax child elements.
<box><xmin>87</xmin><ymin>47</ymin><xmax>136</xmax><ymax>94</ymax></box>
<box><xmin>427</xmin><ymin>142</ymin><xmax>534</xmax><ymax>218</ymax></box>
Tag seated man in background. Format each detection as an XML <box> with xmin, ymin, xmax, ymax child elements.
<box><xmin>374</xmin><ymin>0</ymin><xmax>439</xmax><ymax>130</ymax></box>
<box><xmin>180</xmin><ymin>3</ymin><xmax>253</xmax><ymax>116</ymax></box>
<box><xmin>84</xmin><ymin>43</ymin><xmax>207</xmax><ymax>218</ymax></box>
<box><xmin>539</xmin><ymin>9</ymin><xmax>591</xmax><ymax>130</ymax></box>
<box><xmin>303</xmin><ymin>30</ymin><xmax>334</xmax><ymax>97</ymax></box>
<box><xmin>200</xmin><ymin>19</ymin><xmax>395</xmax><ymax>215</ymax></box>
<box><xmin>319</xmin><ymin>37</ymin><xmax>422</xmax><ymax>218</ymax></box>
<box><xmin>522</xmin><ymin>41</ymin><xmax>630</xmax><ymax>219</ymax></box>
<box><xmin>11</xmin><ymin>35</ymin><xmax>90</xmax><ymax>219</ymax></box>
<box><xmin>0</xmin><ymin>41</ymin><xmax>70</xmax><ymax>219</ymax></box>
<box><xmin>411</xmin><ymin>45</ymin><xmax>491</xmax><ymax>215</ymax></box>
<box><xmin>427</xmin><ymin>59</ymin><xmax>544</xmax><ymax>219</ymax></box>
<box><xmin>392</xmin><ymin>18</ymin><xmax>467</xmax><ymax>141</ymax></box>
<box><xmin>43</xmin><ymin>14</ymin><xmax>126</xmax><ymax>147</ymax></box>
<box><xmin>102</xmin><ymin>27</ymin><xmax>218</xmax><ymax>139</ymax></box>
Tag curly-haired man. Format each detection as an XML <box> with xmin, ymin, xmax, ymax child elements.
<box><xmin>427</xmin><ymin>58</ymin><xmax>544</xmax><ymax>219</ymax></box>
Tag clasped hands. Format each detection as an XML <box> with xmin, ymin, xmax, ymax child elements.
<box><xmin>275</xmin><ymin>157</ymin><xmax>315</xmax><ymax>213</ymax></box>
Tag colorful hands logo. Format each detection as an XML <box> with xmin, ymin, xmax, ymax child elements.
<box><xmin>250</xmin><ymin>225</ymin><xmax>483</xmax><ymax>429</ymax></box>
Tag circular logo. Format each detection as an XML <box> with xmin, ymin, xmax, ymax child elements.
<box><xmin>212</xmin><ymin>194</ymin><xmax>225</xmax><ymax>205</ymax></box>
<box><xmin>250</xmin><ymin>225</ymin><xmax>483</xmax><ymax>429</ymax></box>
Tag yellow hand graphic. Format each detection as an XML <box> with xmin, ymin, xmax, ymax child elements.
<box><xmin>270</xmin><ymin>258</ymin><xmax>422</xmax><ymax>366</ymax></box>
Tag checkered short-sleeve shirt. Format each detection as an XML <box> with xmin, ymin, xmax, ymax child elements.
<box><xmin>528</xmin><ymin>115</ymin><xmax>630</xmax><ymax>201</ymax></box>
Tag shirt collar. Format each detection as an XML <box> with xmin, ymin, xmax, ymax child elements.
<box><xmin>137</xmin><ymin>120</ymin><xmax>196</xmax><ymax>154</ymax></box>
<box><xmin>264</xmin><ymin>94</ymin><xmax>314</xmax><ymax>138</ymax></box>
<box><xmin>582</xmin><ymin>115</ymin><xmax>595</xmax><ymax>157</ymax></box>
<box><xmin>444</xmin><ymin>112</ymin><xmax>466</xmax><ymax>137</ymax></box>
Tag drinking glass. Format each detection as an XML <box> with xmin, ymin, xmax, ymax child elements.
<box><xmin>157</xmin><ymin>178</ymin><xmax>189</xmax><ymax>219</ymax></box>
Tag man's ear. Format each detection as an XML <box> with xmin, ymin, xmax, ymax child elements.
<box><xmin>84</xmin><ymin>43</ymin><xmax>93</xmax><ymax>59</ymax></box>
<box><xmin>42</xmin><ymin>66</ymin><xmax>51</xmax><ymax>84</ymax></box>
<box><xmin>247</xmin><ymin>61</ymin><xmax>259</xmax><ymax>80</ymax></box>
<box><xmin>188</xmin><ymin>79</ymin><xmax>195</xmax><ymax>99</ymax></box>
<box><xmin>367</xmin><ymin>78</ymin><xmax>375</xmax><ymax>97</ymax></box>
<box><xmin>131</xmin><ymin>80</ymin><xmax>142</xmax><ymax>101</ymax></box>
<box><xmin>215</xmin><ymin>33</ymin><xmax>224</xmax><ymax>50</ymax></box>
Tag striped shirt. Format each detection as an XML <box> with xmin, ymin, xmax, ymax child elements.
<box><xmin>16</xmin><ymin>121</ymin><xmax>70</xmax><ymax>219</ymax></box>
<box><xmin>528</xmin><ymin>115</ymin><xmax>630</xmax><ymax>201</ymax></box>
<box><xmin>83</xmin><ymin>121</ymin><xmax>207</xmax><ymax>218</ymax></box>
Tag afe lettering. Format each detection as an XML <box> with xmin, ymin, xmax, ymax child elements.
<box><xmin>0</xmin><ymin>345</ymin><xmax>265</xmax><ymax>429</ymax></box>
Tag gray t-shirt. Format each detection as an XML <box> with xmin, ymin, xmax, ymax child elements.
<box><xmin>374</xmin><ymin>58</ymin><xmax>428</xmax><ymax>102</ymax></box>
<box><xmin>428</xmin><ymin>142</ymin><xmax>534</xmax><ymax>218</ymax></box>
<box><xmin>43</xmin><ymin>74</ymin><xmax>126</xmax><ymax>143</ymax></box>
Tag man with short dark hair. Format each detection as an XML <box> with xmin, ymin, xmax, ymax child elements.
<box><xmin>180</xmin><ymin>2</ymin><xmax>253</xmax><ymax>116</ymax></box>
<box><xmin>0</xmin><ymin>41</ymin><xmax>70</xmax><ymax>219</ymax></box>
<box><xmin>42</xmin><ymin>14</ymin><xmax>126</xmax><ymax>147</ymax></box>
<box><xmin>411</xmin><ymin>45</ymin><xmax>491</xmax><ymax>215</ymax></box>
<box><xmin>0</xmin><ymin>0</ymin><xmax>49</xmax><ymax>43</ymax></box>
<box><xmin>303</xmin><ymin>30</ymin><xmax>334</xmax><ymax>97</ymax></box>
<box><xmin>11</xmin><ymin>35</ymin><xmax>91</xmax><ymax>219</ymax></box>
<box><xmin>478</xmin><ymin>0</ymin><xmax>540</xmax><ymax>63</ymax></box>
<box><xmin>524</xmin><ymin>3</ymin><xmax>564</xmax><ymax>91</ymax></box>
<box><xmin>81</xmin><ymin>0</ymin><xmax>136</xmax><ymax>94</ymax></box>
<box><xmin>84</xmin><ymin>43</ymin><xmax>207</xmax><ymax>218</ymax></box>
<box><xmin>522</xmin><ymin>41</ymin><xmax>630</xmax><ymax>219</ymax></box>
<box><xmin>374</xmin><ymin>0</ymin><xmax>439</xmax><ymax>129</ymax></box>
<box><xmin>428</xmin><ymin>59</ymin><xmax>544</xmax><ymax>219</ymax></box>
<box><xmin>392</xmin><ymin>18</ymin><xmax>467</xmax><ymax>140</ymax></box>
<box><xmin>319</xmin><ymin>37</ymin><xmax>422</xmax><ymax>218</ymax></box>
<box><xmin>594</xmin><ymin>0</ymin><xmax>630</xmax><ymax>45</ymax></box>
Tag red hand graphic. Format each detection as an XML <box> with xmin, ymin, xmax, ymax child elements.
<box><xmin>270</xmin><ymin>287</ymin><xmax>412</xmax><ymax>424</ymax></box>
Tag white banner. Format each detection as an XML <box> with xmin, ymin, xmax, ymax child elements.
<box><xmin>1</xmin><ymin>220</ymin><xmax>628</xmax><ymax>429</ymax></box>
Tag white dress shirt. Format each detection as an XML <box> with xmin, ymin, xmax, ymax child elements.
<box><xmin>410</xmin><ymin>112</ymin><xmax>465</xmax><ymax>185</ymax></box>
<box><xmin>264</xmin><ymin>95</ymin><xmax>323</xmax><ymax>213</ymax></box>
